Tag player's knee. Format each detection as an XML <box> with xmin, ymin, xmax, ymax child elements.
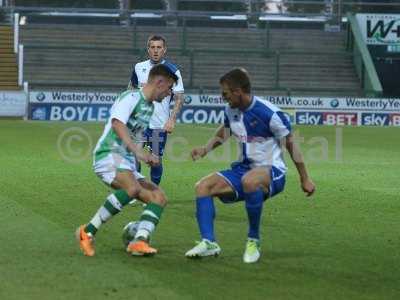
<box><xmin>195</xmin><ymin>180</ymin><xmax>212</xmax><ymax>197</ymax></box>
<box><xmin>151</xmin><ymin>189</ymin><xmax>167</xmax><ymax>207</ymax></box>
<box><xmin>242</xmin><ymin>177</ymin><xmax>259</xmax><ymax>193</ymax></box>
<box><xmin>126</xmin><ymin>185</ymin><xmax>141</xmax><ymax>198</ymax></box>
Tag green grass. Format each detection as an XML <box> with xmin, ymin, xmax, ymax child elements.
<box><xmin>0</xmin><ymin>120</ymin><xmax>399</xmax><ymax>300</ymax></box>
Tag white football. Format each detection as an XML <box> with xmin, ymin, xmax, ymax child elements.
<box><xmin>122</xmin><ymin>221</ymin><xmax>140</xmax><ymax>247</ymax></box>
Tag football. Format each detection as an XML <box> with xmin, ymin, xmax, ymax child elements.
<box><xmin>122</xmin><ymin>221</ymin><xmax>140</xmax><ymax>247</ymax></box>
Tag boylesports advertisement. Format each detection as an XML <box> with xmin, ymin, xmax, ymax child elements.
<box><xmin>30</xmin><ymin>104</ymin><xmax>111</xmax><ymax>122</ymax></box>
<box><xmin>28</xmin><ymin>91</ymin><xmax>400</xmax><ymax>126</ymax></box>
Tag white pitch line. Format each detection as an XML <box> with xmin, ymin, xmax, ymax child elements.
<box><xmin>187</xmin><ymin>125</ymin><xmax>219</xmax><ymax>131</ymax></box>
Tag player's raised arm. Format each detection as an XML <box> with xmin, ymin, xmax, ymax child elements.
<box><xmin>283</xmin><ymin>133</ymin><xmax>315</xmax><ymax>196</ymax></box>
<box><xmin>191</xmin><ymin>124</ymin><xmax>231</xmax><ymax>161</ymax></box>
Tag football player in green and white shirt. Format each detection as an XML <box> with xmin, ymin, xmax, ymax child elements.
<box><xmin>76</xmin><ymin>64</ymin><xmax>178</xmax><ymax>257</ymax></box>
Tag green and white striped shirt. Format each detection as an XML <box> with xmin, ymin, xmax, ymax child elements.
<box><xmin>93</xmin><ymin>90</ymin><xmax>154</xmax><ymax>162</ymax></box>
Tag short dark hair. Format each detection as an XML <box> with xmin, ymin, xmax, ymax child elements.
<box><xmin>149</xmin><ymin>64</ymin><xmax>178</xmax><ymax>83</ymax></box>
<box><xmin>219</xmin><ymin>68</ymin><xmax>251</xmax><ymax>94</ymax></box>
<box><xmin>147</xmin><ymin>35</ymin><xmax>166</xmax><ymax>48</ymax></box>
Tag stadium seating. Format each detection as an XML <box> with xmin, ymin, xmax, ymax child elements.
<box><xmin>20</xmin><ymin>23</ymin><xmax>363</xmax><ymax>96</ymax></box>
<box><xmin>0</xmin><ymin>25</ymin><xmax>18</xmax><ymax>90</ymax></box>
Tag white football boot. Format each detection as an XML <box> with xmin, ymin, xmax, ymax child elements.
<box><xmin>243</xmin><ymin>238</ymin><xmax>261</xmax><ymax>263</ymax></box>
<box><xmin>185</xmin><ymin>239</ymin><xmax>221</xmax><ymax>258</ymax></box>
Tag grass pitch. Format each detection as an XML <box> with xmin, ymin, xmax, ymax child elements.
<box><xmin>0</xmin><ymin>120</ymin><xmax>399</xmax><ymax>300</ymax></box>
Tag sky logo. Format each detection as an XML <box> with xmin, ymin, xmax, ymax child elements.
<box><xmin>361</xmin><ymin>113</ymin><xmax>389</xmax><ymax>126</ymax></box>
<box><xmin>296</xmin><ymin>112</ymin><xmax>323</xmax><ymax>125</ymax></box>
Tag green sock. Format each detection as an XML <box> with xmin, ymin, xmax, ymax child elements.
<box><xmin>135</xmin><ymin>202</ymin><xmax>164</xmax><ymax>240</ymax></box>
<box><xmin>140</xmin><ymin>202</ymin><xmax>164</xmax><ymax>224</ymax></box>
<box><xmin>85</xmin><ymin>189</ymin><xmax>132</xmax><ymax>235</ymax></box>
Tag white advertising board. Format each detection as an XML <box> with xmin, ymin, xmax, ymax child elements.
<box><xmin>0</xmin><ymin>91</ymin><xmax>27</xmax><ymax>117</ymax></box>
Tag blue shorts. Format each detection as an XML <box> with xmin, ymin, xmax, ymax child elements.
<box><xmin>217</xmin><ymin>162</ymin><xmax>286</xmax><ymax>203</ymax></box>
<box><xmin>143</xmin><ymin>128</ymin><xmax>167</xmax><ymax>157</ymax></box>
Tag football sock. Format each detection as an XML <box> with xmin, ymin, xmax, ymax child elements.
<box><xmin>150</xmin><ymin>164</ymin><xmax>163</xmax><ymax>185</ymax></box>
<box><xmin>244</xmin><ymin>189</ymin><xmax>264</xmax><ymax>240</ymax></box>
<box><xmin>85</xmin><ymin>190</ymin><xmax>132</xmax><ymax>236</ymax></box>
<box><xmin>196</xmin><ymin>196</ymin><xmax>216</xmax><ymax>241</ymax></box>
<box><xmin>134</xmin><ymin>202</ymin><xmax>164</xmax><ymax>241</ymax></box>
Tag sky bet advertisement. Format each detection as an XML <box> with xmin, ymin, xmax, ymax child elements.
<box><xmin>29</xmin><ymin>91</ymin><xmax>400</xmax><ymax>126</ymax></box>
<box><xmin>295</xmin><ymin>111</ymin><xmax>400</xmax><ymax>126</ymax></box>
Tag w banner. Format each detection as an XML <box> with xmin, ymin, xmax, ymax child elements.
<box><xmin>356</xmin><ymin>13</ymin><xmax>400</xmax><ymax>46</ymax></box>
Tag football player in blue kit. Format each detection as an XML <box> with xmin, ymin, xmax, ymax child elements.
<box><xmin>129</xmin><ymin>35</ymin><xmax>184</xmax><ymax>185</ymax></box>
<box><xmin>185</xmin><ymin>68</ymin><xmax>315</xmax><ymax>263</ymax></box>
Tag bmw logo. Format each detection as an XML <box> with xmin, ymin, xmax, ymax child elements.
<box><xmin>184</xmin><ymin>95</ymin><xmax>192</xmax><ymax>105</ymax></box>
<box><xmin>330</xmin><ymin>99</ymin><xmax>339</xmax><ymax>108</ymax></box>
<box><xmin>36</xmin><ymin>92</ymin><xmax>46</xmax><ymax>102</ymax></box>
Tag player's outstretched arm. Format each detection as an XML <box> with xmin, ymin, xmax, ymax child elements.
<box><xmin>191</xmin><ymin>125</ymin><xmax>230</xmax><ymax>161</ymax></box>
<box><xmin>111</xmin><ymin>118</ymin><xmax>159</xmax><ymax>166</ymax></box>
<box><xmin>164</xmin><ymin>92</ymin><xmax>184</xmax><ymax>133</ymax></box>
<box><xmin>284</xmin><ymin>133</ymin><xmax>315</xmax><ymax>196</ymax></box>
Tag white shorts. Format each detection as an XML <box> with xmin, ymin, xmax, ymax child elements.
<box><xmin>93</xmin><ymin>153</ymin><xmax>145</xmax><ymax>186</ymax></box>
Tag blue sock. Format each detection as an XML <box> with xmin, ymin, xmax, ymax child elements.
<box><xmin>244</xmin><ymin>189</ymin><xmax>264</xmax><ymax>240</ymax></box>
<box><xmin>150</xmin><ymin>164</ymin><xmax>163</xmax><ymax>185</ymax></box>
<box><xmin>196</xmin><ymin>196</ymin><xmax>215</xmax><ymax>241</ymax></box>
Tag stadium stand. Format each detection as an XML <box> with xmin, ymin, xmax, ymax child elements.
<box><xmin>20</xmin><ymin>21</ymin><xmax>363</xmax><ymax>96</ymax></box>
<box><xmin>0</xmin><ymin>25</ymin><xmax>18</xmax><ymax>90</ymax></box>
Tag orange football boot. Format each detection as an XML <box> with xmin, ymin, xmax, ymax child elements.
<box><xmin>75</xmin><ymin>225</ymin><xmax>95</xmax><ymax>257</ymax></box>
<box><xmin>127</xmin><ymin>240</ymin><xmax>157</xmax><ymax>256</ymax></box>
